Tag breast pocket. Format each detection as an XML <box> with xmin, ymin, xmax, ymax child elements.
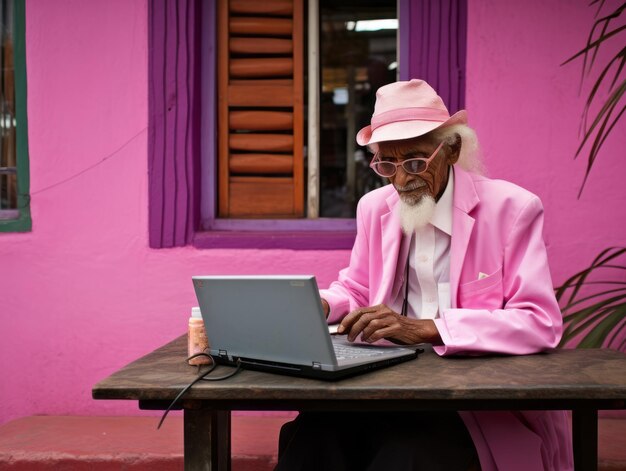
<box><xmin>457</xmin><ymin>266</ymin><xmax>504</xmax><ymax>310</ymax></box>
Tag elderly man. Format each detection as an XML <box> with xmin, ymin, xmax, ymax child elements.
<box><xmin>275</xmin><ymin>80</ymin><xmax>573</xmax><ymax>471</ymax></box>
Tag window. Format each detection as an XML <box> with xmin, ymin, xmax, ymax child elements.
<box><xmin>212</xmin><ymin>0</ymin><xmax>398</xmax><ymax>219</ymax></box>
<box><xmin>314</xmin><ymin>1</ymin><xmax>397</xmax><ymax>218</ymax></box>
<box><xmin>0</xmin><ymin>0</ymin><xmax>30</xmax><ymax>232</ymax></box>
<box><xmin>147</xmin><ymin>0</ymin><xmax>466</xmax><ymax>248</ymax></box>
<box><xmin>212</xmin><ymin>0</ymin><xmax>396</xmax><ymax>222</ymax></box>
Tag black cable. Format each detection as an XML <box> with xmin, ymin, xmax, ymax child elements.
<box><xmin>198</xmin><ymin>362</ymin><xmax>243</xmax><ymax>381</ymax></box>
<box><xmin>157</xmin><ymin>353</ymin><xmax>243</xmax><ymax>429</ymax></box>
<box><xmin>401</xmin><ymin>254</ymin><xmax>410</xmax><ymax>316</ymax></box>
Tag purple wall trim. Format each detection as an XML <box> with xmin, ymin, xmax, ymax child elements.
<box><xmin>399</xmin><ymin>0</ymin><xmax>410</xmax><ymax>81</ymax></box>
<box><xmin>201</xmin><ymin>0</ymin><xmax>217</xmax><ymax>225</ymax></box>
<box><xmin>405</xmin><ymin>0</ymin><xmax>467</xmax><ymax>113</ymax></box>
<box><xmin>148</xmin><ymin>0</ymin><xmax>200</xmax><ymax>248</ymax></box>
<box><xmin>206</xmin><ymin>218</ymin><xmax>356</xmax><ymax>232</ymax></box>
<box><xmin>193</xmin><ymin>231</ymin><xmax>357</xmax><ymax>250</ymax></box>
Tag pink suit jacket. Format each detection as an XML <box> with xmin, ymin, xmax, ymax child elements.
<box><xmin>320</xmin><ymin>166</ymin><xmax>573</xmax><ymax>471</ymax></box>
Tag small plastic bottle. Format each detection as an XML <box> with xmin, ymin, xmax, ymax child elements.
<box><xmin>188</xmin><ymin>307</ymin><xmax>211</xmax><ymax>365</ymax></box>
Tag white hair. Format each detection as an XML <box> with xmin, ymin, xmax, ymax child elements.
<box><xmin>429</xmin><ymin>124</ymin><xmax>485</xmax><ymax>175</ymax></box>
<box><xmin>397</xmin><ymin>195</ymin><xmax>436</xmax><ymax>235</ymax></box>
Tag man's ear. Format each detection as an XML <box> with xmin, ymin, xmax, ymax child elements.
<box><xmin>447</xmin><ymin>133</ymin><xmax>462</xmax><ymax>165</ymax></box>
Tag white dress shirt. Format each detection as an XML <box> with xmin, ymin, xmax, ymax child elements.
<box><xmin>390</xmin><ymin>170</ymin><xmax>454</xmax><ymax>319</ymax></box>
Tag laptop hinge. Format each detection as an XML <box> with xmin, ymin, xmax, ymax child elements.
<box><xmin>312</xmin><ymin>362</ymin><xmax>322</xmax><ymax>370</ymax></box>
<box><xmin>218</xmin><ymin>349</ymin><xmax>235</xmax><ymax>362</ymax></box>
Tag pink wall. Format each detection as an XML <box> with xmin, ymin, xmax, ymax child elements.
<box><xmin>0</xmin><ymin>0</ymin><xmax>624</xmax><ymax>425</ymax></box>
<box><xmin>466</xmin><ymin>0</ymin><xmax>626</xmax><ymax>283</ymax></box>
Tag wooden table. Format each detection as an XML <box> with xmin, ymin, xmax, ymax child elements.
<box><xmin>93</xmin><ymin>336</ymin><xmax>626</xmax><ymax>471</ymax></box>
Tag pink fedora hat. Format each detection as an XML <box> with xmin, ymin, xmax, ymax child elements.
<box><xmin>356</xmin><ymin>79</ymin><xmax>467</xmax><ymax>146</ymax></box>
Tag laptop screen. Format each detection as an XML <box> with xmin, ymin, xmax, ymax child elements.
<box><xmin>192</xmin><ymin>275</ymin><xmax>337</xmax><ymax>367</ymax></box>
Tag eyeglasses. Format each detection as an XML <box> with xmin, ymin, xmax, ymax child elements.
<box><xmin>369</xmin><ymin>141</ymin><xmax>445</xmax><ymax>178</ymax></box>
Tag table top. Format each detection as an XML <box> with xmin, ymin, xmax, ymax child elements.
<box><xmin>93</xmin><ymin>336</ymin><xmax>626</xmax><ymax>411</ymax></box>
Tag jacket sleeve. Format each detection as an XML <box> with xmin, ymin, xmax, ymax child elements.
<box><xmin>433</xmin><ymin>196</ymin><xmax>563</xmax><ymax>356</ymax></box>
<box><xmin>320</xmin><ymin>199</ymin><xmax>372</xmax><ymax>324</ymax></box>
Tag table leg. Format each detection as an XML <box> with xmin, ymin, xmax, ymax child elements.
<box><xmin>572</xmin><ymin>409</ymin><xmax>598</xmax><ymax>471</ymax></box>
<box><xmin>184</xmin><ymin>408</ymin><xmax>231</xmax><ymax>471</ymax></box>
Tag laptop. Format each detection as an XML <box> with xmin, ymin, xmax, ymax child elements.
<box><xmin>192</xmin><ymin>275</ymin><xmax>420</xmax><ymax>380</ymax></box>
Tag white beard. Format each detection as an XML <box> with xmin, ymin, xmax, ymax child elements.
<box><xmin>397</xmin><ymin>195</ymin><xmax>436</xmax><ymax>235</ymax></box>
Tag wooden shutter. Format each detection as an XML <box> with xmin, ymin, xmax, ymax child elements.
<box><xmin>218</xmin><ymin>0</ymin><xmax>304</xmax><ymax>218</ymax></box>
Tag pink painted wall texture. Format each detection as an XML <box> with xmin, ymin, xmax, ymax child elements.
<box><xmin>0</xmin><ymin>0</ymin><xmax>624</xmax><ymax>425</ymax></box>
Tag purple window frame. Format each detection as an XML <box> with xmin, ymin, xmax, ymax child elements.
<box><xmin>148</xmin><ymin>0</ymin><xmax>466</xmax><ymax>249</ymax></box>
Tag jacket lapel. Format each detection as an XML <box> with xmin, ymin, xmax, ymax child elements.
<box><xmin>450</xmin><ymin>167</ymin><xmax>479</xmax><ymax>307</ymax></box>
<box><xmin>378</xmin><ymin>192</ymin><xmax>407</xmax><ymax>305</ymax></box>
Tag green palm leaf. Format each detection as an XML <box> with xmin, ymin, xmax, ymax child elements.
<box><xmin>562</xmin><ymin>301</ymin><xmax>624</xmax><ymax>340</ymax></box>
<box><xmin>607</xmin><ymin>316</ymin><xmax>626</xmax><ymax>346</ymax></box>
<box><xmin>555</xmin><ymin>247</ymin><xmax>626</xmax><ymax>305</ymax></box>
<box><xmin>561</xmin><ymin>2</ymin><xmax>625</xmax><ymax>197</ymax></box>
<box><xmin>556</xmin><ymin>4</ymin><xmax>625</xmax><ymax>350</ymax></box>
<box><xmin>577</xmin><ymin>305</ymin><xmax>626</xmax><ymax>348</ymax></box>
<box><xmin>556</xmin><ymin>247</ymin><xmax>626</xmax><ymax>349</ymax></box>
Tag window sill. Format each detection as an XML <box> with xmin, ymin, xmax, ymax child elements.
<box><xmin>193</xmin><ymin>230</ymin><xmax>356</xmax><ymax>250</ymax></box>
<box><xmin>0</xmin><ymin>211</ymin><xmax>31</xmax><ymax>232</ymax></box>
<box><xmin>193</xmin><ymin>218</ymin><xmax>357</xmax><ymax>249</ymax></box>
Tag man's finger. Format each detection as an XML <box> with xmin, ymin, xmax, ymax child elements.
<box><xmin>364</xmin><ymin>324</ymin><xmax>397</xmax><ymax>343</ymax></box>
<box><xmin>347</xmin><ymin>311</ymin><xmax>381</xmax><ymax>342</ymax></box>
<box><xmin>353</xmin><ymin>308</ymin><xmax>402</xmax><ymax>342</ymax></box>
<box><xmin>360</xmin><ymin>317</ymin><xmax>389</xmax><ymax>342</ymax></box>
<box><xmin>337</xmin><ymin>307</ymin><xmax>376</xmax><ymax>334</ymax></box>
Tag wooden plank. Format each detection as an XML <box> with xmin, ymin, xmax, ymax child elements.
<box><xmin>230</xmin><ymin>37</ymin><xmax>292</xmax><ymax>55</ymax></box>
<box><xmin>230</xmin><ymin>0</ymin><xmax>293</xmax><ymax>16</ymax></box>
<box><xmin>229</xmin><ymin>133</ymin><xmax>293</xmax><ymax>152</ymax></box>
<box><xmin>228</xmin><ymin>84</ymin><xmax>293</xmax><ymax>106</ymax></box>
<box><xmin>230</xmin><ymin>111</ymin><xmax>293</xmax><ymax>131</ymax></box>
<box><xmin>229</xmin><ymin>79</ymin><xmax>292</xmax><ymax>86</ymax></box>
<box><xmin>230</xmin><ymin>17</ymin><xmax>292</xmax><ymax>36</ymax></box>
<box><xmin>572</xmin><ymin>409</ymin><xmax>598</xmax><ymax>471</ymax></box>
<box><xmin>292</xmin><ymin>0</ymin><xmax>304</xmax><ymax>216</ymax></box>
<box><xmin>230</xmin><ymin>154</ymin><xmax>293</xmax><ymax>174</ymax></box>
<box><xmin>183</xmin><ymin>408</ymin><xmax>222</xmax><ymax>471</ymax></box>
<box><xmin>307</xmin><ymin>0</ymin><xmax>320</xmax><ymax>218</ymax></box>
<box><xmin>230</xmin><ymin>57</ymin><xmax>293</xmax><ymax>78</ymax></box>
<box><xmin>93</xmin><ymin>337</ymin><xmax>626</xmax><ymax>401</ymax></box>
<box><xmin>217</xmin><ymin>0</ymin><xmax>230</xmax><ymax>217</ymax></box>
<box><xmin>229</xmin><ymin>177</ymin><xmax>295</xmax><ymax>217</ymax></box>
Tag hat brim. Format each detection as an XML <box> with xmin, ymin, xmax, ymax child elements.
<box><xmin>356</xmin><ymin>109</ymin><xmax>468</xmax><ymax>146</ymax></box>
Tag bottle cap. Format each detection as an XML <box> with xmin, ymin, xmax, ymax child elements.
<box><xmin>191</xmin><ymin>307</ymin><xmax>202</xmax><ymax>318</ymax></box>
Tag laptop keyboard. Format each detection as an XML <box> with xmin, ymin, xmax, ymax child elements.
<box><xmin>333</xmin><ymin>342</ymin><xmax>391</xmax><ymax>361</ymax></box>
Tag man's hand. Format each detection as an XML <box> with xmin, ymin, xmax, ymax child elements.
<box><xmin>336</xmin><ymin>304</ymin><xmax>442</xmax><ymax>345</ymax></box>
<box><xmin>321</xmin><ymin>298</ymin><xmax>330</xmax><ymax>318</ymax></box>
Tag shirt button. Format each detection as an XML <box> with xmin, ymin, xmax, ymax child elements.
<box><xmin>419</xmin><ymin>255</ymin><xmax>429</xmax><ymax>263</ymax></box>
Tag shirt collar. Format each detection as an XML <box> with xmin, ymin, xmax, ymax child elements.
<box><xmin>430</xmin><ymin>167</ymin><xmax>454</xmax><ymax>235</ymax></box>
